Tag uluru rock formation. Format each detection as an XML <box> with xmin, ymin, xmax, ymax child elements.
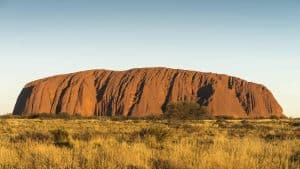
<box><xmin>13</xmin><ymin>67</ymin><xmax>284</xmax><ymax>118</ymax></box>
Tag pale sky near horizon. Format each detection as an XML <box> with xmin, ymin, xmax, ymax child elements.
<box><xmin>0</xmin><ymin>0</ymin><xmax>299</xmax><ymax>117</ymax></box>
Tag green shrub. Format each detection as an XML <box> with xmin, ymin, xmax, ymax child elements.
<box><xmin>164</xmin><ymin>102</ymin><xmax>210</xmax><ymax>120</ymax></box>
<box><xmin>50</xmin><ymin>129</ymin><xmax>73</xmax><ymax>148</ymax></box>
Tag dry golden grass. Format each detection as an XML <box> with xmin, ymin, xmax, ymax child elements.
<box><xmin>0</xmin><ymin>118</ymin><xmax>299</xmax><ymax>169</ymax></box>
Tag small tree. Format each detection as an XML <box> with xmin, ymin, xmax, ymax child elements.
<box><xmin>50</xmin><ymin>129</ymin><xmax>73</xmax><ymax>148</ymax></box>
<box><xmin>164</xmin><ymin>102</ymin><xmax>210</xmax><ymax>120</ymax></box>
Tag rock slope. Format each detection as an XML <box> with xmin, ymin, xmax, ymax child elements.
<box><xmin>13</xmin><ymin>68</ymin><xmax>284</xmax><ymax>118</ymax></box>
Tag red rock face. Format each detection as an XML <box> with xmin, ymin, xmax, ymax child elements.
<box><xmin>13</xmin><ymin>68</ymin><xmax>284</xmax><ymax>118</ymax></box>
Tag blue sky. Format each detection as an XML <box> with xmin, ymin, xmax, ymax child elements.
<box><xmin>0</xmin><ymin>0</ymin><xmax>299</xmax><ymax>117</ymax></box>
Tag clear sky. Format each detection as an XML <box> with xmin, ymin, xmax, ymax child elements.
<box><xmin>0</xmin><ymin>0</ymin><xmax>299</xmax><ymax>117</ymax></box>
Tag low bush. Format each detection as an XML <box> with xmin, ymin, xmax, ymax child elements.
<box><xmin>50</xmin><ymin>129</ymin><xmax>73</xmax><ymax>148</ymax></box>
<box><xmin>164</xmin><ymin>102</ymin><xmax>211</xmax><ymax>120</ymax></box>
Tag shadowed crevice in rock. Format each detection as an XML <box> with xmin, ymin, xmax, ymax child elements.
<box><xmin>161</xmin><ymin>71</ymin><xmax>179</xmax><ymax>112</ymax></box>
<box><xmin>245</xmin><ymin>92</ymin><xmax>256</xmax><ymax>114</ymax></box>
<box><xmin>96</xmin><ymin>73</ymin><xmax>112</xmax><ymax>102</ymax></box>
<box><xmin>228</xmin><ymin>77</ymin><xmax>234</xmax><ymax>89</ymax></box>
<box><xmin>197</xmin><ymin>84</ymin><xmax>214</xmax><ymax>106</ymax></box>
<box><xmin>107</xmin><ymin>100</ymin><xmax>113</xmax><ymax>116</ymax></box>
<box><xmin>13</xmin><ymin>86</ymin><xmax>34</xmax><ymax>115</ymax></box>
<box><xmin>50</xmin><ymin>77</ymin><xmax>69</xmax><ymax>113</ymax></box>
<box><xmin>236</xmin><ymin>87</ymin><xmax>256</xmax><ymax>115</ymax></box>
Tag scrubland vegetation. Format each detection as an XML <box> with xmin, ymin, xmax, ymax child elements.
<box><xmin>0</xmin><ymin>116</ymin><xmax>299</xmax><ymax>169</ymax></box>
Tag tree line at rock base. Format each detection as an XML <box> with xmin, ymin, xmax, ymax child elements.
<box><xmin>2</xmin><ymin>102</ymin><xmax>287</xmax><ymax>120</ymax></box>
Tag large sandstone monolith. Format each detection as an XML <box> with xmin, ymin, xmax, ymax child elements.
<box><xmin>13</xmin><ymin>68</ymin><xmax>284</xmax><ymax>118</ymax></box>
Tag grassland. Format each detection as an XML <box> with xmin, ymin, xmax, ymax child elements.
<box><xmin>0</xmin><ymin>117</ymin><xmax>299</xmax><ymax>169</ymax></box>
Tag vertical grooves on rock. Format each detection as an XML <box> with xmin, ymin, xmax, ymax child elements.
<box><xmin>161</xmin><ymin>71</ymin><xmax>179</xmax><ymax>112</ymax></box>
<box><xmin>235</xmin><ymin>80</ymin><xmax>249</xmax><ymax>114</ymax></box>
<box><xmin>38</xmin><ymin>84</ymin><xmax>45</xmax><ymax>111</ymax></box>
<box><xmin>94</xmin><ymin>72</ymin><xmax>113</xmax><ymax>116</ymax></box>
<box><xmin>50</xmin><ymin>77</ymin><xmax>70</xmax><ymax>113</ymax></box>
<box><xmin>73</xmin><ymin>79</ymin><xmax>85</xmax><ymax>114</ymax></box>
<box><xmin>55</xmin><ymin>76</ymin><xmax>74</xmax><ymax>114</ymax></box>
<box><xmin>118</xmin><ymin>75</ymin><xmax>133</xmax><ymax>103</ymax></box>
<box><xmin>115</xmin><ymin>73</ymin><xmax>130</xmax><ymax>115</ymax></box>
<box><xmin>191</xmin><ymin>72</ymin><xmax>197</xmax><ymax>84</ymax></box>
<box><xmin>128</xmin><ymin>74</ymin><xmax>147</xmax><ymax>116</ymax></box>
<box><xmin>228</xmin><ymin>77</ymin><xmax>234</xmax><ymax>89</ymax></box>
<box><xmin>29</xmin><ymin>88</ymin><xmax>36</xmax><ymax>113</ymax></box>
<box><xmin>96</xmin><ymin>72</ymin><xmax>112</xmax><ymax>101</ymax></box>
<box><xmin>268</xmin><ymin>101</ymin><xmax>273</xmax><ymax>113</ymax></box>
